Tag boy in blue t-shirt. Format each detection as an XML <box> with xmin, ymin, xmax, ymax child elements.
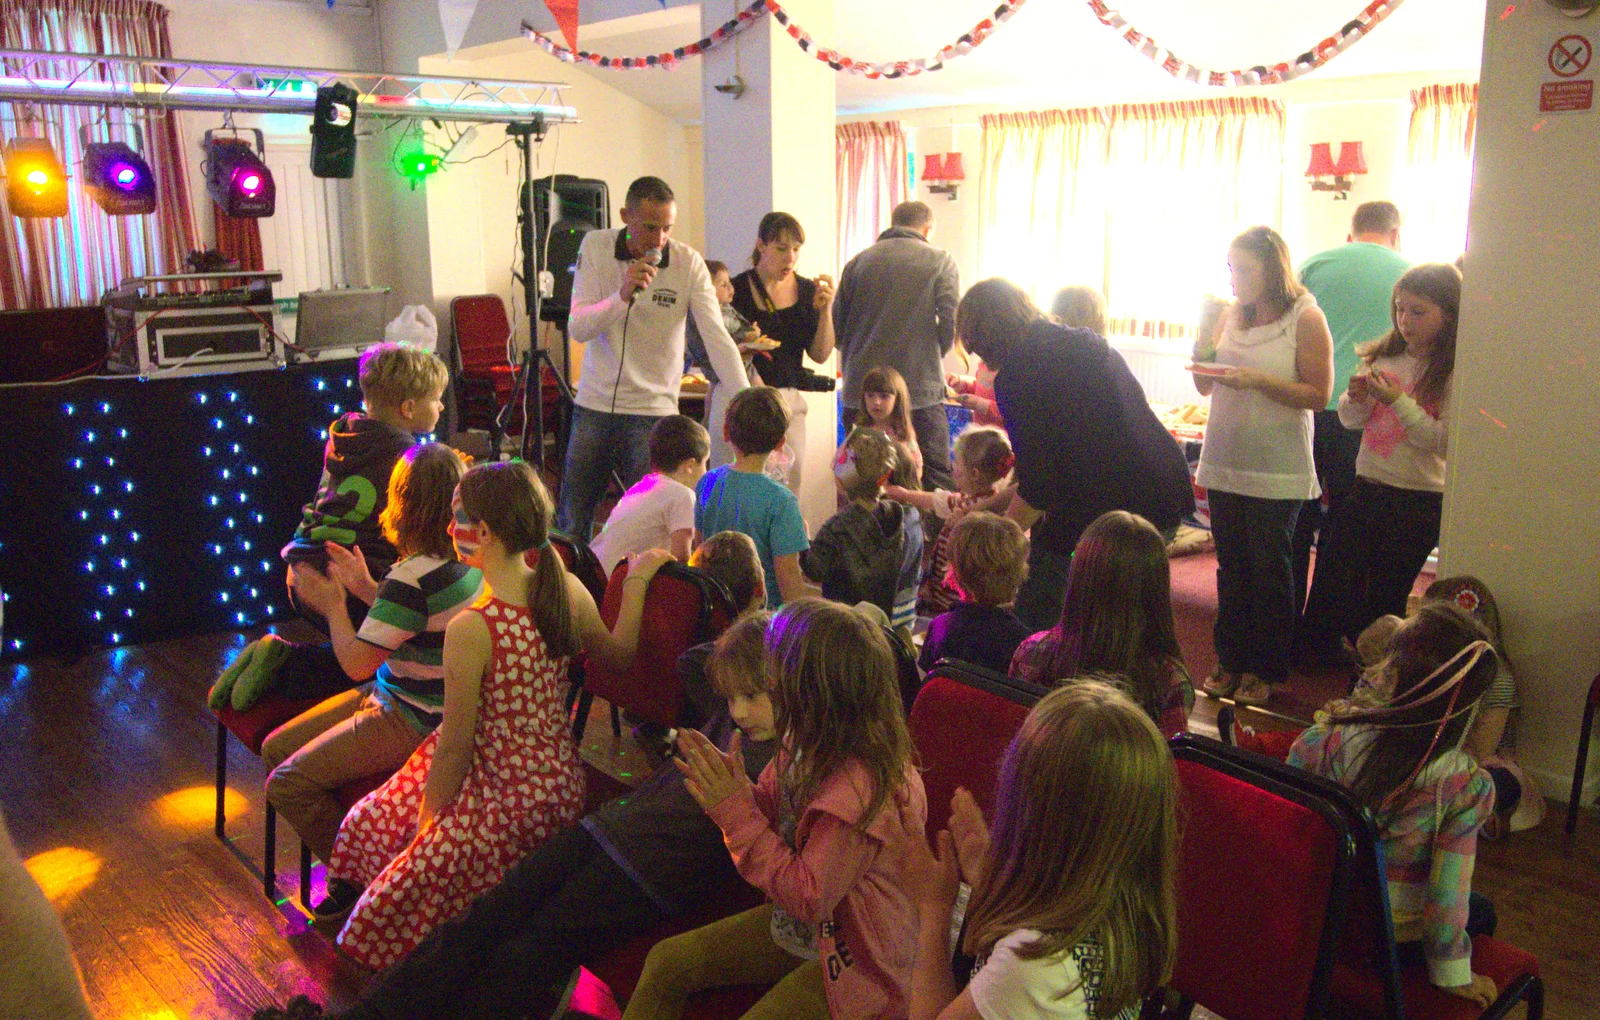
<box><xmin>695</xmin><ymin>386</ymin><xmax>811</xmax><ymax>607</ymax></box>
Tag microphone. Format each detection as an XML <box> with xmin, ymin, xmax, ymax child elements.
<box><xmin>629</xmin><ymin>247</ymin><xmax>662</xmax><ymax>304</ymax></box>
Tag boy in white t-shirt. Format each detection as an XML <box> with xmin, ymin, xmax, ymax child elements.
<box><xmin>590</xmin><ymin>415</ymin><xmax>710</xmax><ymax>573</ymax></box>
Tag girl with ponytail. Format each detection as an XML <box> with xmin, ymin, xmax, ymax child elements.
<box><xmin>1289</xmin><ymin>601</ymin><xmax>1503</xmax><ymax>1008</ymax></box>
<box><xmin>327</xmin><ymin>461</ymin><xmax>671</xmax><ymax>970</ymax></box>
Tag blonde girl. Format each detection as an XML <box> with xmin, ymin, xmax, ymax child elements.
<box><xmin>626</xmin><ymin>598</ymin><xmax>927</xmax><ymax>1020</ymax></box>
<box><xmin>908</xmin><ymin>681</ymin><xmax>1178</xmax><ymax>1020</ymax></box>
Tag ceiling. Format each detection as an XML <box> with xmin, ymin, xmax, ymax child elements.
<box><xmin>516</xmin><ymin>0</ymin><xmax>1488</xmax><ymax>124</ymax></box>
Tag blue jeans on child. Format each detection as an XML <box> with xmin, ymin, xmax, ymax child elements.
<box><xmin>556</xmin><ymin>405</ymin><xmax>659</xmax><ymax>541</ymax></box>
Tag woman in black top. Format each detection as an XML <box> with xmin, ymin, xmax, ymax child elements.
<box><xmin>956</xmin><ymin>277</ymin><xmax>1195</xmax><ymax>631</ymax></box>
<box><xmin>730</xmin><ymin>212</ymin><xmax>835</xmax><ymax>496</ymax></box>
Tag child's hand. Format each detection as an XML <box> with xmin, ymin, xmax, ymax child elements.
<box><xmin>323</xmin><ymin>542</ymin><xmax>376</xmax><ymax>600</ymax></box>
<box><xmin>948</xmin><ymin>788</ymin><xmax>991</xmax><ymax>886</ymax></box>
<box><xmin>627</xmin><ymin>548</ymin><xmax>673</xmax><ymax>586</ymax></box>
<box><xmin>674</xmin><ymin>728</ymin><xmax>753</xmax><ymax>812</ymax></box>
<box><xmin>1212</xmin><ymin>366</ymin><xmax>1266</xmax><ymax>391</ymax></box>
<box><xmin>1367</xmin><ymin>369</ymin><xmax>1403</xmax><ymax>405</ymax></box>
<box><xmin>1346</xmin><ymin>371</ymin><xmax>1372</xmax><ymax>404</ymax></box>
<box><xmin>290</xmin><ymin>561</ymin><xmax>346</xmax><ymax>614</ymax></box>
<box><xmin>904</xmin><ymin>828</ymin><xmax>962</xmax><ymax>910</ymax></box>
<box><xmin>1441</xmin><ymin>973</ymin><xmax>1498</xmax><ymax>1008</ymax></box>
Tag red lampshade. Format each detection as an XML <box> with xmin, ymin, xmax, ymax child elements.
<box><xmin>941</xmin><ymin>152</ymin><xmax>966</xmax><ymax>182</ymax></box>
<box><xmin>1305</xmin><ymin>142</ymin><xmax>1337</xmax><ymax>177</ymax></box>
<box><xmin>922</xmin><ymin>153</ymin><xmax>947</xmax><ymax>181</ymax></box>
<box><xmin>1333</xmin><ymin>141</ymin><xmax>1368</xmax><ymax>176</ymax></box>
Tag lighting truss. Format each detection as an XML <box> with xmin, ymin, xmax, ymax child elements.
<box><xmin>0</xmin><ymin>49</ymin><xmax>578</xmax><ymax>126</ymax></box>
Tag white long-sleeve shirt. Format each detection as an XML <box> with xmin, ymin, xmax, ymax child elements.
<box><xmin>1338</xmin><ymin>350</ymin><xmax>1449</xmax><ymax>492</ymax></box>
<box><xmin>569</xmin><ymin>229</ymin><xmax>750</xmax><ymax>416</ymax></box>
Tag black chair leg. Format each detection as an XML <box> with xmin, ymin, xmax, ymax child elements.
<box><xmin>214</xmin><ymin>719</ymin><xmax>227</xmax><ymax>837</ymax></box>
<box><xmin>572</xmin><ymin>689</ymin><xmax>593</xmax><ymax>743</ymax></box>
<box><xmin>300</xmin><ymin>842</ymin><xmax>314</xmax><ymax>910</ymax></box>
<box><xmin>610</xmin><ymin>703</ymin><xmax>622</xmax><ymax>738</ymax></box>
<box><xmin>1568</xmin><ymin>698</ymin><xmax>1596</xmax><ymax>835</ymax></box>
<box><xmin>263</xmin><ymin>801</ymin><xmax>277</xmax><ymax>901</ymax></box>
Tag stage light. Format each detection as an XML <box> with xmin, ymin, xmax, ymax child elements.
<box><xmin>310</xmin><ymin>83</ymin><xmax>359</xmax><ymax>179</ymax></box>
<box><xmin>83</xmin><ymin>141</ymin><xmax>156</xmax><ymax>216</ymax></box>
<box><xmin>397</xmin><ymin>147</ymin><xmax>440</xmax><ymax>190</ymax></box>
<box><xmin>204</xmin><ymin>129</ymin><xmax>275</xmax><ymax>218</ymax></box>
<box><xmin>4</xmin><ymin>136</ymin><xmax>68</xmax><ymax>218</ymax></box>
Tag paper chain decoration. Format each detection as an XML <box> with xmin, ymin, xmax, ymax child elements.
<box><xmin>1088</xmin><ymin>0</ymin><xmax>1410</xmax><ymax>86</ymax></box>
<box><xmin>518</xmin><ymin>0</ymin><xmax>1399</xmax><ymax>85</ymax></box>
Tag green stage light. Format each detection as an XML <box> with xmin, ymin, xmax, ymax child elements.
<box><xmin>397</xmin><ymin>148</ymin><xmax>440</xmax><ymax>190</ymax></box>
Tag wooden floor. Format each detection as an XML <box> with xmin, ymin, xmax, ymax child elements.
<box><xmin>3</xmin><ymin>626</ymin><xmax>1598</xmax><ymax>1019</ymax></box>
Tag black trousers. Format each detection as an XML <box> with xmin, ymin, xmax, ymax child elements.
<box><xmin>1293</xmin><ymin>409</ymin><xmax>1363</xmax><ymax>620</ymax></box>
<box><xmin>1208</xmin><ymin>489</ymin><xmax>1302</xmax><ymax>685</ymax></box>
<box><xmin>347</xmin><ymin>826</ymin><xmax>667</xmax><ymax>1020</ymax></box>
<box><xmin>1302</xmin><ymin>477</ymin><xmax>1442</xmax><ymax>646</ymax></box>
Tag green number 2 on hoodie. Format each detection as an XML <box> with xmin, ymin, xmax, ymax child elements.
<box><xmin>304</xmin><ymin>475</ymin><xmax>379</xmax><ymax>546</ymax></box>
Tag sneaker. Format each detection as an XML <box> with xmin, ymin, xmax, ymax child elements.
<box><xmin>1232</xmin><ymin>673</ymin><xmax>1274</xmax><ymax>706</ymax></box>
<box><xmin>1201</xmin><ymin>669</ymin><xmax>1238</xmax><ymax>698</ymax></box>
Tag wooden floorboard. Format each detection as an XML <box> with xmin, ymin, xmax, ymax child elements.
<box><xmin>4</xmin><ymin>623</ymin><xmax>1598</xmax><ymax>1019</ymax></box>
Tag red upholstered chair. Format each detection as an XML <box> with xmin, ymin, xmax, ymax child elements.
<box><xmin>541</xmin><ymin>531</ymin><xmax>608</xmax><ymax>735</ymax></box>
<box><xmin>212</xmin><ymin>693</ymin><xmax>323</xmax><ymax>900</ymax></box>
<box><xmin>574</xmin><ymin>560</ymin><xmax>738</xmax><ymax>742</ymax></box>
<box><xmin>451</xmin><ymin>295</ymin><xmax>518</xmax><ymax>455</ymax></box>
<box><xmin>909</xmin><ymin>661</ymin><xmax>1046</xmax><ymax>837</ymax></box>
<box><xmin>1567</xmin><ymin>668</ymin><xmax>1600</xmax><ymax>835</ymax></box>
<box><xmin>1159</xmin><ymin>734</ymin><xmax>1356</xmax><ymax>1020</ymax></box>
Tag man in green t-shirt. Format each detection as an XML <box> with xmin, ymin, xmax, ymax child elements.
<box><xmin>1293</xmin><ymin>201</ymin><xmax>1411</xmax><ymax>656</ymax></box>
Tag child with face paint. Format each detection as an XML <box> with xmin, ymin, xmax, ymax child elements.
<box><xmin>801</xmin><ymin>427</ymin><xmax>924</xmax><ymax>633</ymax></box>
<box><xmin>322</xmin><ymin>462</ymin><xmax>673</xmax><ymax>969</ymax></box>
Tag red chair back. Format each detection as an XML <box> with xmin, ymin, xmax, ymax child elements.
<box><xmin>545</xmin><ymin>530</ymin><xmax>607</xmax><ymax>607</ymax></box>
<box><xmin>908</xmin><ymin>662</ymin><xmax>1045</xmax><ymax>839</ymax></box>
<box><xmin>451</xmin><ymin>294</ymin><xmax>512</xmax><ymax>377</ymax></box>
<box><xmin>584</xmin><ymin>561</ymin><xmax>738</xmax><ymax>729</ymax></box>
<box><xmin>1166</xmin><ymin>734</ymin><xmax>1354</xmax><ymax>1020</ymax></box>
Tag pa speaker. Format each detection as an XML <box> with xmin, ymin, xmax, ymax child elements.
<box><xmin>521</xmin><ymin>175</ymin><xmax>609</xmax><ymax>325</ymax></box>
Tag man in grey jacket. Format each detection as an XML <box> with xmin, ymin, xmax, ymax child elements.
<box><xmin>834</xmin><ymin>200</ymin><xmax>961</xmax><ymax>491</ymax></box>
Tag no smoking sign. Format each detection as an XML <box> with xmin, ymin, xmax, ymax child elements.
<box><xmin>1542</xmin><ymin>34</ymin><xmax>1595</xmax><ymax>114</ymax></box>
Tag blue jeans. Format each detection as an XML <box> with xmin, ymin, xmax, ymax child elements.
<box><xmin>1209</xmin><ymin>489</ymin><xmax>1302</xmax><ymax>685</ymax></box>
<box><xmin>556</xmin><ymin>405</ymin><xmax>658</xmax><ymax>541</ymax></box>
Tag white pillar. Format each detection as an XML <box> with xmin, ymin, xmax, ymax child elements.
<box><xmin>1443</xmin><ymin>3</ymin><xmax>1600</xmax><ymax>801</ymax></box>
<box><xmin>701</xmin><ymin>0</ymin><xmax>837</xmax><ymax>532</ymax></box>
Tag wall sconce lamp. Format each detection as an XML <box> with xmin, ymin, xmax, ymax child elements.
<box><xmin>1306</xmin><ymin>141</ymin><xmax>1367</xmax><ymax>200</ymax></box>
<box><xmin>922</xmin><ymin>152</ymin><xmax>965</xmax><ymax>200</ymax></box>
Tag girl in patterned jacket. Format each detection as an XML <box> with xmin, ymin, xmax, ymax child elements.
<box><xmin>325</xmin><ymin>461</ymin><xmax>670</xmax><ymax>969</ymax></box>
<box><xmin>1288</xmin><ymin>601</ymin><xmax>1502</xmax><ymax>1008</ymax></box>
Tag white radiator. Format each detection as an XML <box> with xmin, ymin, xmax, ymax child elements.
<box><xmin>1110</xmin><ymin>338</ymin><xmax>1206</xmax><ymax>409</ymax></box>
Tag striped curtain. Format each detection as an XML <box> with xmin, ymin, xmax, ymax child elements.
<box><xmin>836</xmin><ymin>121</ymin><xmax>908</xmax><ymax>268</ymax></box>
<box><xmin>0</xmin><ymin>0</ymin><xmax>198</xmax><ymax>309</ymax></box>
<box><xmin>979</xmin><ymin>97</ymin><xmax>1284</xmax><ymax>342</ymax></box>
<box><xmin>1403</xmin><ymin>83</ymin><xmax>1477</xmax><ymax>264</ymax></box>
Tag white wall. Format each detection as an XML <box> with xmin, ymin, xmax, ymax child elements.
<box><xmin>1444</xmin><ymin>4</ymin><xmax>1600</xmax><ymax>801</ymax></box>
<box><xmin>418</xmin><ymin>42</ymin><xmax>705</xmax><ymax>367</ymax></box>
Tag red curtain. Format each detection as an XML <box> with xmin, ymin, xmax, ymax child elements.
<box><xmin>0</xmin><ymin>0</ymin><xmax>199</xmax><ymax>309</ymax></box>
<box><xmin>212</xmin><ymin>201</ymin><xmax>263</xmax><ymax>272</ymax></box>
<box><xmin>836</xmin><ymin>121</ymin><xmax>908</xmax><ymax>269</ymax></box>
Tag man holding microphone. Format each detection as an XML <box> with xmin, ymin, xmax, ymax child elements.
<box><xmin>557</xmin><ymin>176</ymin><xmax>750</xmax><ymax>540</ymax></box>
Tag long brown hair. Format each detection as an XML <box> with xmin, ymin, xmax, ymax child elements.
<box><xmin>1323</xmin><ymin>601</ymin><xmax>1498</xmax><ymax>821</ymax></box>
<box><xmin>956</xmin><ymin>277</ymin><xmax>1046</xmax><ymax>366</ymax></box>
<box><xmin>765</xmin><ymin>598</ymin><xmax>914</xmax><ymax>834</ymax></box>
<box><xmin>380</xmin><ymin>443</ymin><xmax>466</xmax><ymax>560</ymax></box>
<box><xmin>456</xmin><ymin>461</ymin><xmax>578</xmax><ymax>658</ymax></box>
<box><xmin>860</xmin><ymin>365</ymin><xmax>915</xmax><ymax>446</ymax></box>
<box><xmin>1043</xmin><ymin>511</ymin><xmax>1182</xmax><ymax>723</ymax></box>
<box><xmin>750</xmin><ymin>211</ymin><xmax>804</xmax><ymax>267</ymax></box>
<box><xmin>1228</xmin><ymin>225</ymin><xmax>1305</xmax><ymax>326</ymax></box>
<box><xmin>963</xmin><ymin>681</ymin><xmax>1178</xmax><ymax>1017</ymax></box>
<box><xmin>1358</xmin><ymin>263</ymin><xmax>1461</xmax><ymax>411</ymax></box>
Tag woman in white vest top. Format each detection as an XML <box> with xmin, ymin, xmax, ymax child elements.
<box><xmin>1190</xmin><ymin>226</ymin><xmax>1333</xmax><ymax>707</ymax></box>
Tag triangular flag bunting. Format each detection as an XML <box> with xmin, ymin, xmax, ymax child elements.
<box><xmin>544</xmin><ymin>0</ymin><xmax>581</xmax><ymax>52</ymax></box>
<box><xmin>438</xmin><ymin>0</ymin><xmax>479</xmax><ymax>58</ymax></box>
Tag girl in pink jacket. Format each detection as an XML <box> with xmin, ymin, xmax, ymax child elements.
<box><xmin>626</xmin><ymin>598</ymin><xmax>927</xmax><ymax>1020</ymax></box>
